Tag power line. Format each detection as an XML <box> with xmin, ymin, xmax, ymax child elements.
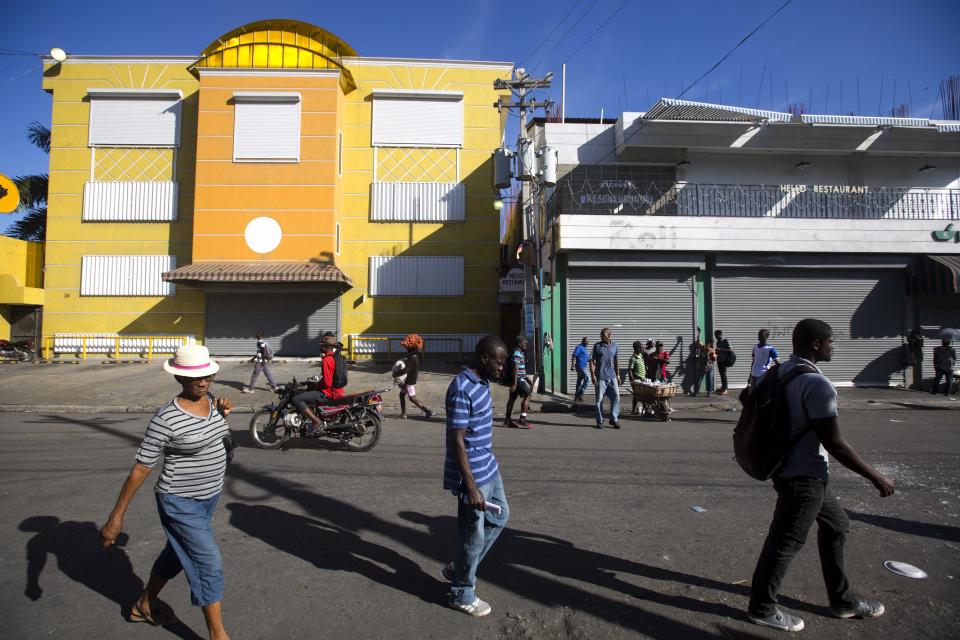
<box><xmin>589</xmin><ymin>0</ymin><xmax>795</xmax><ymax>167</ymax></box>
<box><xmin>550</xmin><ymin>0</ymin><xmax>632</xmax><ymax>73</ymax></box>
<box><xmin>518</xmin><ymin>0</ymin><xmax>584</xmax><ymax>68</ymax></box>
<box><xmin>530</xmin><ymin>0</ymin><xmax>603</xmax><ymax>74</ymax></box>
<box><xmin>677</xmin><ymin>0</ymin><xmax>793</xmax><ymax>104</ymax></box>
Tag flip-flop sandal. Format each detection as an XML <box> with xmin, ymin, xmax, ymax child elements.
<box><xmin>130</xmin><ymin>602</ymin><xmax>178</xmax><ymax>626</ymax></box>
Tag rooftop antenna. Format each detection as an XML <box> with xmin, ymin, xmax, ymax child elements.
<box><xmin>738</xmin><ymin>67</ymin><xmax>743</xmax><ymax>105</ymax></box>
<box><xmin>857</xmin><ymin>76</ymin><xmax>861</xmax><ymax>115</ymax></box>
<box><xmin>892</xmin><ymin>78</ymin><xmax>897</xmax><ymax>115</ymax></box>
<box><xmin>878</xmin><ymin>76</ymin><xmax>884</xmax><ymax>116</ymax></box>
<box><xmin>756</xmin><ymin>62</ymin><xmax>766</xmax><ymax>108</ymax></box>
<box><xmin>907</xmin><ymin>79</ymin><xmax>914</xmax><ymax>115</ymax></box>
<box><xmin>941</xmin><ymin>75</ymin><xmax>960</xmax><ymax>120</ymax></box>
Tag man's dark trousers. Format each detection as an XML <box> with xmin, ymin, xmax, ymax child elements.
<box><xmin>931</xmin><ymin>369</ymin><xmax>954</xmax><ymax>396</ymax></box>
<box><xmin>718</xmin><ymin>364</ymin><xmax>729</xmax><ymax>391</ymax></box>
<box><xmin>749</xmin><ymin>477</ymin><xmax>858</xmax><ymax>615</ymax></box>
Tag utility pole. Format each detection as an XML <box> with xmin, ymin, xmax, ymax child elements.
<box><xmin>493</xmin><ymin>68</ymin><xmax>554</xmax><ymax>390</ymax></box>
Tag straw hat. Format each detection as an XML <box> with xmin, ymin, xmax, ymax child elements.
<box><xmin>163</xmin><ymin>344</ymin><xmax>220</xmax><ymax>377</ymax></box>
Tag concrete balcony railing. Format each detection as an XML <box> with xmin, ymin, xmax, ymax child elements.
<box><xmin>82</xmin><ymin>181</ymin><xmax>178</xmax><ymax>221</ymax></box>
<box><xmin>547</xmin><ymin>181</ymin><xmax>960</xmax><ymax>221</ymax></box>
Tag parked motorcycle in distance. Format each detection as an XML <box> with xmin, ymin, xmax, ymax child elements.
<box><xmin>0</xmin><ymin>339</ymin><xmax>35</xmax><ymax>362</ymax></box>
<box><xmin>249</xmin><ymin>378</ymin><xmax>387</xmax><ymax>452</ymax></box>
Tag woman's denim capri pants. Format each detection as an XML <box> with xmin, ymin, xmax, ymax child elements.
<box><xmin>152</xmin><ymin>492</ymin><xmax>224</xmax><ymax>606</ymax></box>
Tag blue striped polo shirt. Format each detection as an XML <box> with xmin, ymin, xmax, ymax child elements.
<box><xmin>443</xmin><ymin>367</ymin><xmax>499</xmax><ymax>491</ymax></box>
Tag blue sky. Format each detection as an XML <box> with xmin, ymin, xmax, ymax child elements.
<box><xmin>1</xmin><ymin>0</ymin><xmax>958</xmax><ymax>232</ymax></box>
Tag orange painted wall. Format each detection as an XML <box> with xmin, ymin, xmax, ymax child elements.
<box><xmin>193</xmin><ymin>72</ymin><xmax>340</xmax><ymax>262</ymax></box>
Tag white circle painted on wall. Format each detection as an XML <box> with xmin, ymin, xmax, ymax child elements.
<box><xmin>245</xmin><ymin>217</ymin><xmax>282</xmax><ymax>254</ymax></box>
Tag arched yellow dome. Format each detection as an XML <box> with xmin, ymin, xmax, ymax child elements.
<box><xmin>194</xmin><ymin>19</ymin><xmax>357</xmax><ymax>90</ymax></box>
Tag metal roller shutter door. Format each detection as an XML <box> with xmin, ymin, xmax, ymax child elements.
<box><xmin>566</xmin><ymin>268</ymin><xmax>697</xmax><ymax>393</ymax></box>
<box><xmin>205</xmin><ymin>293</ymin><xmax>340</xmax><ymax>356</ymax></box>
<box><xmin>918</xmin><ymin>294</ymin><xmax>960</xmax><ymax>370</ymax></box>
<box><xmin>713</xmin><ymin>270</ymin><xmax>904</xmax><ymax>386</ymax></box>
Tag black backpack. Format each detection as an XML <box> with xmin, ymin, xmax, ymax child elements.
<box><xmin>733</xmin><ymin>362</ymin><xmax>817</xmax><ymax>480</ymax></box>
<box><xmin>331</xmin><ymin>352</ymin><xmax>348</xmax><ymax>389</ymax></box>
<box><xmin>501</xmin><ymin>352</ymin><xmax>517</xmax><ymax>386</ymax></box>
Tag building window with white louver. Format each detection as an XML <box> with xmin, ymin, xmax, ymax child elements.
<box><xmin>233</xmin><ymin>92</ymin><xmax>301</xmax><ymax>162</ymax></box>
<box><xmin>80</xmin><ymin>255</ymin><xmax>176</xmax><ymax>296</ymax></box>
<box><xmin>368</xmin><ymin>256</ymin><xmax>464</xmax><ymax>296</ymax></box>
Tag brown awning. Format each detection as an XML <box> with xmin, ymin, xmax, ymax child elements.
<box><xmin>923</xmin><ymin>255</ymin><xmax>960</xmax><ymax>294</ymax></box>
<box><xmin>162</xmin><ymin>261</ymin><xmax>352</xmax><ymax>287</ymax></box>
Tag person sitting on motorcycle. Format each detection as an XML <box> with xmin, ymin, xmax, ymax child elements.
<box><xmin>293</xmin><ymin>335</ymin><xmax>344</xmax><ymax>436</ymax></box>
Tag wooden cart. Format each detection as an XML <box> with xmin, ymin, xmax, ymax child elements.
<box><xmin>632</xmin><ymin>382</ymin><xmax>677</xmax><ymax>421</ymax></box>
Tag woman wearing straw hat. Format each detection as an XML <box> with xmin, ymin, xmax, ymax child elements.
<box><xmin>99</xmin><ymin>344</ymin><xmax>234</xmax><ymax>640</ymax></box>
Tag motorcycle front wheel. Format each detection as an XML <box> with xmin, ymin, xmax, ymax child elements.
<box><xmin>18</xmin><ymin>349</ymin><xmax>35</xmax><ymax>362</ymax></box>
<box><xmin>249</xmin><ymin>408</ymin><xmax>291</xmax><ymax>450</ymax></box>
<box><xmin>342</xmin><ymin>410</ymin><xmax>381</xmax><ymax>452</ymax></box>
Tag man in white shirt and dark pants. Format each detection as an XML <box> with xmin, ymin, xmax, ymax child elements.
<box><xmin>749</xmin><ymin>328</ymin><xmax>780</xmax><ymax>387</ymax></box>
<box><xmin>747</xmin><ymin>318</ymin><xmax>895</xmax><ymax>632</ymax></box>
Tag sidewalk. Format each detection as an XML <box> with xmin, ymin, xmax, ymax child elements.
<box><xmin>0</xmin><ymin>358</ymin><xmax>957</xmax><ymax>414</ymax></box>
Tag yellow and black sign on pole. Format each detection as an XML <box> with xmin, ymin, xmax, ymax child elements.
<box><xmin>0</xmin><ymin>173</ymin><xmax>21</xmax><ymax>214</ymax></box>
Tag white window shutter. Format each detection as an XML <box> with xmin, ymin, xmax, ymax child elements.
<box><xmin>88</xmin><ymin>93</ymin><xmax>181</xmax><ymax>147</ymax></box>
<box><xmin>372</xmin><ymin>94</ymin><xmax>463</xmax><ymax>147</ymax></box>
<box><xmin>80</xmin><ymin>255</ymin><xmax>176</xmax><ymax>296</ymax></box>
<box><xmin>369</xmin><ymin>256</ymin><xmax>463</xmax><ymax>296</ymax></box>
<box><xmin>233</xmin><ymin>95</ymin><xmax>301</xmax><ymax>161</ymax></box>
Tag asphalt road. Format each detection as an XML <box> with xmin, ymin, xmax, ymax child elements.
<box><xmin>1</xmin><ymin>407</ymin><xmax>957</xmax><ymax>640</ymax></box>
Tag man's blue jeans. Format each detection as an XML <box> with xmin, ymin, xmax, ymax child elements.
<box><xmin>595</xmin><ymin>377</ymin><xmax>620</xmax><ymax>424</ymax></box>
<box><xmin>575</xmin><ymin>366</ymin><xmax>590</xmax><ymax>397</ymax></box>
<box><xmin>450</xmin><ymin>472</ymin><xmax>509</xmax><ymax>605</ymax></box>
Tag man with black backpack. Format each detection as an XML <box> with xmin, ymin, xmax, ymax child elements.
<box><xmin>293</xmin><ymin>334</ymin><xmax>347</xmax><ymax>436</ymax></box>
<box><xmin>745</xmin><ymin>318</ymin><xmax>895</xmax><ymax>632</ymax></box>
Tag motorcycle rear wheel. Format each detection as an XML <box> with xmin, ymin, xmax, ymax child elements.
<box><xmin>342</xmin><ymin>410</ymin><xmax>381</xmax><ymax>452</ymax></box>
<box><xmin>249</xmin><ymin>408</ymin><xmax>291</xmax><ymax>450</ymax></box>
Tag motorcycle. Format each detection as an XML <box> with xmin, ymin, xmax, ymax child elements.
<box><xmin>0</xmin><ymin>339</ymin><xmax>35</xmax><ymax>362</ymax></box>
<box><xmin>249</xmin><ymin>378</ymin><xmax>387</xmax><ymax>452</ymax></box>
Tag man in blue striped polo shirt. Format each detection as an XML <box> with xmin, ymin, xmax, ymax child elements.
<box><xmin>442</xmin><ymin>335</ymin><xmax>510</xmax><ymax>617</ymax></box>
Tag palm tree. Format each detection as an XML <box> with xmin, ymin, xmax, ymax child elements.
<box><xmin>5</xmin><ymin>122</ymin><xmax>50</xmax><ymax>241</ymax></box>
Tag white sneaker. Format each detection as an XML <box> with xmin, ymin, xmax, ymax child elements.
<box><xmin>448</xmin><ymin>595</ymin><xmax>491</xmax><ymax>617</ymax></box>
<box><xmin>748</xmin><ymin>608</ymin><xmax>804</xmax><ymax>632</ymax></box>
<box><xmin>241</xmin><ymin>387</ymin><xmax>255</xmax><ymax>394</ymax></box>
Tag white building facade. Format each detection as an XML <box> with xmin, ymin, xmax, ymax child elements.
<box><xmin>530</xmin><ymin>100</ymin><xmax>960</xmax><ymax>391</ymax></box>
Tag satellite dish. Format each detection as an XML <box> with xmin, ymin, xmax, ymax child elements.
<box><xmin>0</xmin><ymin>173</ymin><xmax>21</xmax><ymax>214</ymax></box>
<box><xmin>50</xmin><ymin>47</ymin><xmax>67</xmax><ymax>63</ymax></box>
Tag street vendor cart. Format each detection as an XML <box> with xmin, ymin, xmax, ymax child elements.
<box><xmin>632</xmin><ymin>381</ymin><xmax>677</xmax><ymax>421</ymax></box>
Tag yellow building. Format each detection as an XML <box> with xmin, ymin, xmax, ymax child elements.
<box><xmin>0</xmin><ymin>236</ymin><xmax>44</xmax><ymax>343</ymax></box>
<box><xmin>40</xmin><ymin>20</ymin><xmax>511</xmax><ymax>357</ymax></box>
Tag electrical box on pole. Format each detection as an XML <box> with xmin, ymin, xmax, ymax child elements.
<box><xmin>492</xmin><ymin>147</ymin><xmax>513</xmax><ymax>189</ymax></box>
<box><xmin>538</xmin><ymin>146</ymin><xmax>558</xmax><ymax>186</ymax></box>
<box><xmin>516</xmin><ymin>138</ymin><xmax>536</xmax><ymax>181</ymax></box>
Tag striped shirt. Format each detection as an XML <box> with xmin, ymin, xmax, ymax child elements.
<box><xmin>136</xmin><ymin>395</ymin><xmax>230</xmax><ymax>500</ymax></box>
<box><xmin>443</xmin><ymin>367</ymin><xmax>499</xmax><ymax>491</ymax></box>
<box><xmin>511</xmin><ymin>348</ymin><xmax>527</xmax><ymax>378</ymax></box>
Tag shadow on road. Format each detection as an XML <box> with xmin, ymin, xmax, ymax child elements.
<box><xmin>32</xmin><ymin>413</ymin><xmax>781</xmax><ymax>638</ymax></box>
<box><xmin>18</xmin><ymin>516</ymin><xmax>203</xmax><ymax>640</ymax></box>
<box><xmin>846</xmin><ymin>509</ymin><xmax>960</xmax><ymax>543</ymax></box>
<box><xmin>226</xmin><ymin>503</ymin><xmax>445</xmax><ymax>606</ymax></box>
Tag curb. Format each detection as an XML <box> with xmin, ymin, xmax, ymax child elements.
<box><xmin>0</xmin><ymin>405</ymin><xmax>261</xmax><ymax>414</ymax></box>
